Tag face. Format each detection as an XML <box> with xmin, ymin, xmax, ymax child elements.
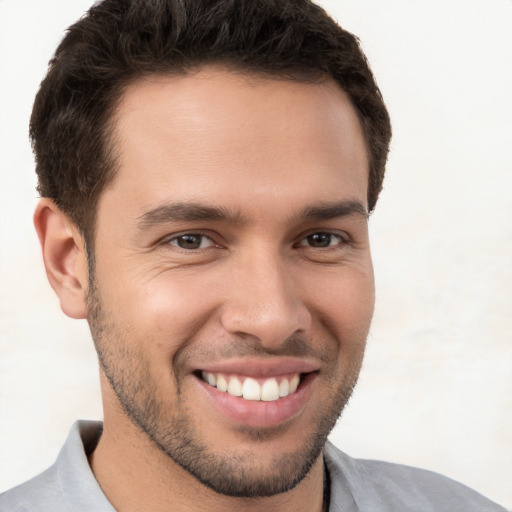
<box><xmin>88</xmin><ymin>67</ymin><xmax>374</xmax><ymax>497</ymax></box>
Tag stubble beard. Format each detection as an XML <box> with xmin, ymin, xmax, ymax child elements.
<box><xmin>86</xmin><ymin>281</ymin><xmax>366</xmax><ymax>498</ymax></box>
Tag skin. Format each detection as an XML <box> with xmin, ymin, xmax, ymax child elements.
<box><xmin>35</xmin><ymin>67</ymin><xmax>374</xmax><ymax>512</ymax></box>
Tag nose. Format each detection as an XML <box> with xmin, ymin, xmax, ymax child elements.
<box><xmin>219</xmin><ymin>249</ymin><xmax>312</xmax><ymax>348</ymax></box>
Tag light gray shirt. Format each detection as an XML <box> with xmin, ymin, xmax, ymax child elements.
<box><xmin>0</xmin><ymin>420</ymin><xmax>507</xmax><ymax>511</ymax></box>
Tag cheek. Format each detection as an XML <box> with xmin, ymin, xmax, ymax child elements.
<box><xmin>308</xmin><ymin>265</ymin><xmax>375</xmax><ymax>343</ymax></box>
<box><xmin>132</xmin><ymin>273</ymin><xmax>220</xmax><ymax>351</ymax></box>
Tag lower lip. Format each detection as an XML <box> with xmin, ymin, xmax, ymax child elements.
<box><xmin>195</xmin><ymin>373</ymin><xmax>316</xmax><ymax>428</ymax></box>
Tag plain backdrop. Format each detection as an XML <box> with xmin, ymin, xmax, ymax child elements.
<box><xmin>0</xmin><ymin>0</ymin><xmax>511</xmax><ymax>507</ymax></box>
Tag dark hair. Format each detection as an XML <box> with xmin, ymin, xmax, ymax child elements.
<box><xmin>31</xmin><ymin>0</ymin><xmax>391</xmax><ymax>248</ymax></box>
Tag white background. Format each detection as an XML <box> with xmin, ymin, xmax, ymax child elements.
<box><xmin>0</xmin><ymin>0</ymin><xmax>510</xmax><ymax>507</ymax></box>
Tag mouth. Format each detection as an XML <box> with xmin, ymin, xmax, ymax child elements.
<box><xmin>191</xmin><ymin>359</ymin><xmax>319</xmax><ymax>427</ymax></box>
<box><xmin>199</xmin><ymin>371</ymin><xmax>303</xmax><ymax>402</ymax></box>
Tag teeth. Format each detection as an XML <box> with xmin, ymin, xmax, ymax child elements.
<box><xmin>279</xmin><ymin>378</ymin><xmax>289</xmax><ymax>397</ymax></box>
<box><xmin>242</xmin><ymin>377</ymin><xmax>261</xmax><ymax>400</ymax></box>
<box><xmin>201</xmin><ymin>372</ymin><xmax>301</xmax><ymax>402</ymax></box>
<box><xmin>261</xmin><ymin>378</ymin><xmax>279</xmax><ymax>401</ymax></box>
<box><xmin>289</xmin><ymin>374</ymin><xmax>300</xmax><ymax>394</ymax></box>
<box><xmin>227</xmin><ymin>376</ymin><xmax>243</xmax><ymax>396</ymax></box>
<box><xmin>205</xmin><ymin>372</ymin><xmax>216</xmax><ymax>387</ymax></box>
<box><xmin>216</xmin><ymin>374</ymin><xmax>228</xmax><ymax>392</ymax></box>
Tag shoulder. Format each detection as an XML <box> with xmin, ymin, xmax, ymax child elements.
<box><xmin>0</xmin><ymin>464</ymin><xmax>63</xmax><ymax>512</ymax></box>
<box><xmin>324</xmin><ymin>441</ymin><xmax>508</xmax><ymax>512</ymax></box>
<box><xmin>0</xmin><ymin>420</ymin><xmax>109</xmax><ymax>512</ymax></box>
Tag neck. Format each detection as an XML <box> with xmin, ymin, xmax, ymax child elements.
<box><xmin>89</xmin><ymin>417</ymin><xmax>326</xmax><ymax>512</ymax></box>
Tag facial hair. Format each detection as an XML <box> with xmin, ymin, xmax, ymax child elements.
<box><xmin>86</xmin><ymin>280</ymin><xmax>366</xmax><ymax>498</ymax></box>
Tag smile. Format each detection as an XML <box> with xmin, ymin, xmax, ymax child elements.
<box><xmin>194</xmin><ymin>364</ymin><xmax>318</xmax><ymax>427</ymax></box>
<box><xmin>201</xmin><ymin>371</ymin><xmax>301</xmax><ymax>402</ymax></box>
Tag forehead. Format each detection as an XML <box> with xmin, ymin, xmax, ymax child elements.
<box><xmin>102</xmin><ymin>67</ymin><xmax>369</xmax><ymax>220</ymax></box>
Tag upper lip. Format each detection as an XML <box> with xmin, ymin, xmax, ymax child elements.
<box><xmin>194</xmin><ymin>357</ymin><xmax>320</xmax><ymax>377</ymax></box>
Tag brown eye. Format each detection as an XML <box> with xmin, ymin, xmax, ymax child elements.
<box><xmin>169</xmin><ymin>234</ymin><xmax>214</xmax><ymax>250</ymax></box>
<box><xmin>300</xmin><ymin>232</ymin><xmax>343</xmax><ymax>248</ymax></box>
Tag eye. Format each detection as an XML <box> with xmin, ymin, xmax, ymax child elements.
<box><xmin>298</xmin><ymin>232</ymin><xmax>345</xmax><ymax>248</ymax></box>
<box><xmin>168</xmin><ymin>233</ymin><xmax>216</xmax><ymax>250</ymax></box>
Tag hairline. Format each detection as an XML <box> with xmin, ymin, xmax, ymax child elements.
<box><xmin>84</xmin><ymin>62</ymin><xmax>371</xmax><ymax>269</ymax></box>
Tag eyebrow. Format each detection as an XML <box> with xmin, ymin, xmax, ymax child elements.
<box><xmin>299</xmin><ymin>200</ymin><xmax>369</xmax><ymax>222</ymax></box>
<box><xmin>136</xmin><ymin>202</ymin><xmax>247</xmax><ymax>230</ymax></box>
<box><xmin>135</xmin><ymin>199</ymin><xmax>368</xmax><ymax>231</ymax></box>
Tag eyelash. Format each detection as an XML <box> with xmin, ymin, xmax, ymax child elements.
<box><xmin>296</xmin><ymin>232</ymin><xmax>348</xmax><ymax>249</ymax></box>
<box><xmin>167</xmin><ymin>233</ymin><xmax>217</xmax><ymax>250</ymax></box>
<box><xmin>165</xmin><ymin>231</ymin><xmax>349</xmax><ymax>251</ymax></box>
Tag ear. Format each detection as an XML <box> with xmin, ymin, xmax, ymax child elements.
<box><xmin>34</xmin><ymin>199</ymin><xmax>89</xmax><ymax>319</ymax></box>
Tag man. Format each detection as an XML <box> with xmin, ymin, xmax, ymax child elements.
<box><xmin>0</xmin><ymin>1</ymin><xmax>507</xmax><ymax>511</ymax></box>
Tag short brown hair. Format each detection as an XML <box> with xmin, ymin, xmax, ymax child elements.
<box><xmin>31</xmin><ymin>0</ymin><xmax>391</xmax><ymax>248</ymax></box>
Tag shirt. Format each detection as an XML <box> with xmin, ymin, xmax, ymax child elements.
<box><xmin>0</xmin><ymin>420</ymin><xmax>507</xmax><ymax>511</ymax></box>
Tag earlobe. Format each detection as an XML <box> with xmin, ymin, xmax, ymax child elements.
<box><xmin>34</xmin><ymin>199</ymin><xmax>89</xmax><ymax>319</ymax></box>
